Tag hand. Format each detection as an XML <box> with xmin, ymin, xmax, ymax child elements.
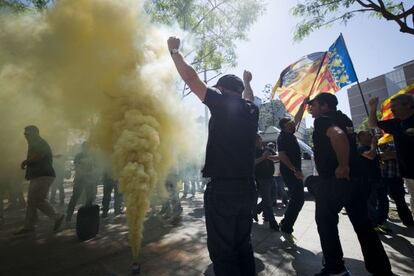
<box><xmin>243</xmin><ymin>70</ymin><xmax>252</xmax><ymax>83</ymax></box>
<box><xmin>294</xmin><ymin>170</ymin><xmax>304</xmax><ymax>180</ymax></box>
<box><xmin>368</xmin><ymin>97</ymin><xmax>379</xmax><ymax>110</ymax></box>
<box><xmin>167</xmin><ymin>36</ymin><xmax>180</xmax><ymax>52</ymax></box>
<box><xmin>371</xmin><ymin>135</ymin><xmax>378</xmax><ymax>147</ymax></box>
<box><xmin>20</xmin><ymin>160</ymin><xmax>27</xmax><ymax>170</ymax></box>
<box><xmin>335</xmin><ymin>165</ymin><xmax>350</xmax><ymax>180</ymax></box>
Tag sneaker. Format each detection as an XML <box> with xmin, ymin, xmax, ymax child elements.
<box><xmin>14</xmin><ymin>228</ymin><xmax>35</xmax><ymax>235</ymax></box>
<box><xmin>314</xmin><ymin>267</ymin><xmax>351</xmax><ymax>276</ymax></box>
<box><xmin>54</xmin><ymin>214</ymin><xmax>64</xmax><ymax>232</ymax></box>
<box><xmin>378</xmin><ymin>224</ymin><xmax>393</xmax><ymax>234</ymax></box>
<box><xmin>374</xmin><ymin>225</ymin><xmax>388</xmax><ymax>235</ymax></box>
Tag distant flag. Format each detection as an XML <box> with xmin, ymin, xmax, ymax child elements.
<box><xmin>272</xmin><ymin>34</ymin><xmax>357</xmax><ymax>116</ymax></box>
<box><xmin>380</xmin><ymin>82</ymin><xmax>414</xmax><ymax>120</ymax></box>
<box><xmin>378</xmin><ymin>82</ymin><xmax>414</xmax><ymax>145</ymax></box>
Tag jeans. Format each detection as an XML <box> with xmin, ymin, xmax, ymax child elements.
<box><xmin>204</xmin><ymin>178</ymin><xmax>256</xmax><ymax>276</ymax></box>
<box><xmin>256</xmin><ymin>177</ymin><xmax>277</xmax><ymax>225</ymax></box>
<box><xmin>272</xmin><ymin>176</ymin><xmax>289</xmax><ymax>204</ymax></box>
<box><xmin>102</xmin><ymin>179</ymin><xmax>123</xmax><ymax>215</ymax></box>
<box><xmin>366</xmin><ymin>177</ymin><xmax>389</xmax><ymax>226</ymax></box>
<box><xmin>314</xmin><ymin>177</ymin><xmax>392</xmax><ymax>275</ymax></box>
<box><xmin>386</xmin><ymin>177</ymin><xmax>414</xmax><ymax>225</ymax></box>
<box><xmin>280</xmin><ymin>173</ymin><xmax>304</xmax><ymax>234</ymax></box>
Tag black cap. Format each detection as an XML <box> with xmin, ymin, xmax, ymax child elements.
<box><xmin>308</xmin><ymin>92</ymin><xmax>338</xmax><ymax>108</ymax></box>
<box><xmin>214</xmin><ymin>74</ymin><xmax>244</xmax><ymax>94</ymax></box>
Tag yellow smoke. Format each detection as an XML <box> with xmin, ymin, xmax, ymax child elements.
<box><xmin>0</xmin><ymin>0</ymin><xmax>204</xmax><ymax>258</ymax></box>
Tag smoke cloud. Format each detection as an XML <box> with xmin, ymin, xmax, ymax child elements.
<box><xmin>0</xmin><ymin>0</ymin><xmax>204</xmax><ymax>258</ymax></box>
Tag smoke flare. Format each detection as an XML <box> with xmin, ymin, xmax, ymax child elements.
<box><xmin>0</xmin><ymin>0</ymin><xmax>202</xmax><ymax>258</ymax></box>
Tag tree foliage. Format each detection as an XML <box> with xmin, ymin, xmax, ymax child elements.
<box><xmin>144</xmin><ymin>0</ymin><xmax>266</xmax><ymax>74</ymax></box>
<box><xmin>292</xmin><ymin>0</ymin><xmax>414</xmax><ymax>41</ymax></box>
<box><xmin>0</xmin><ymin>0</ymin><xmax>52</xmax><ymax>12</ymax></box>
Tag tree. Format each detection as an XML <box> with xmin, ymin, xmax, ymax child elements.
<box><xmin>0</xmin><ymin>0</ymin><xmax>52</xmax><ymax>12</ymax></box>
<box><xmin>258</xmin><ymin>83</ymin><xmax>289</xmax><ymax>131</ymax></box>
<box><xmin>292</xmin><ymin>0</ymin><xmax>414</xmax><ymax>41</ymax></box>
<box><xmin>144</xmin><ymin>0</ymin><xmax>266</xmax><ymax>94</ymax></box>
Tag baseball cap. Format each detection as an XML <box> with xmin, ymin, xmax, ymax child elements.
<box><xmin>308</xmin><ymin>93</ymin><xmax>338</xmax><ymax>108</ymax></box>
<box><xmin>214</xmin><ymin>74</ymin><xmax>245</xmax><ymax>94</ymax></box>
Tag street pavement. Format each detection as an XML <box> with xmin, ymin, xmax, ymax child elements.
<box><xmin>0</xmin><ymin>186</ymin><xmax>413</xmax><ymax>276</ymax></box>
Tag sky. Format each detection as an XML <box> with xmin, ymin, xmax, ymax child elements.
<box><xmin>183</xmin><ymin>0</ymin><xmax>414</xmax><ymax>126</ymax></box>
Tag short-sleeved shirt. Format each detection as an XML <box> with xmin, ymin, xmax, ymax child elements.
<box><xmin>25</xmin><ymin>137</ymin><xmax>55</xmax><ymax>180</ymax></box>
<box><xmin>312</xmin><ymin>111</ymin><xmax>361</xmax><ymax>179</ymax></box>
<box><xmin>378</xmin><ymin>114</ymin><xmax>414</xmax><ymax>179</ymax></box>
<box><xmin>255</xmin><ymin>147</ymin><xmax>275</xmax><ymax>178</ymax></box>
<box><xmin>202</xmin><ymin>88</ymin><xmax>259</xmax><ymax>178</ymax></box>
<box><xmin>357</xmin><ymin>145</ymin><xmax>381</xmax><ymax>179</ymax></box>
<box><xmin>277</xmin><ymin>131</ymin><xmax>301</xmax><ymax>177</ymax></box>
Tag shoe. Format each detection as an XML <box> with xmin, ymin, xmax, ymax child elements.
<box><xmin>314</xmin><ymin>267</ymin><xmax>351</xmax><ymax>276</ymax></box>
<box><xmin>281</xmin><ymin>231</ymin><xmax>296</xmax><ymax>245</ymax></box>
<box><xmin>14</xmin><ymin>228</ymin><xmax>35</xmax><ymax>235</ymax></box>
<box><xmin>378</xmin><ymin>224</ymin><xmax>393</xmax><ymax>234</ymax></box>
<box><xmin>54</xmin><ymin>214</ymin><xmax>64</xmax><ymax>232</ymax></box>
<box><xmin>374</xmin><ymin>225</ymin><xmax>388</xmax><ymax>235</ymax></box>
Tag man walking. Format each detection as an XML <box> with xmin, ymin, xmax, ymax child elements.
<box><xmin>308</xmin><ymin>93</ymin><xmax>392</xmax><ymax>276</ymax></box>
<box><xmin>168</xmin><ymin>36</ymin><xmax>259</xmax><ymax>276</ymax></box>
<box><xmin>15</xmin><ymin>125</ymin><xmax>64</xmax><ymax>235</ymax></box>
<box><xmin>254</xmin><ymin>134</ymin><xmax>279</xmax><ymax>231</ymax></box>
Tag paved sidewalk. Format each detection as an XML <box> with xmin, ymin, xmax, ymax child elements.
<box><xmin>0</xmin><ymin>190</ymin><xmax>413</xmax><ymax>275</ymax></box>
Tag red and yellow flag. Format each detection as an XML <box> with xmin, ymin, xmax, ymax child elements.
<box><xmin>378</xmin><ymin>82</ymin><xmax>414</xmax><ymax>145</ymax></box>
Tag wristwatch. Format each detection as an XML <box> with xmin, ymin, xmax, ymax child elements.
<box><xmin>170</xmin><ymin>48</ymin><xmax>179</xmax><ymax>55</ymax></box>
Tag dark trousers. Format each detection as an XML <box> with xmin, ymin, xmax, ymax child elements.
<box><xmin>102</xmin><ymin>179</ymin><xmax>123</xmax><ymax>214</ymax></box>
<box><xmin>366</xmin><ymin>177</ymin><xmax>389</xmax><ymax>226</ymax></box>
<box><xmin>272</xmin><ymin>176</ymin><xmax>289</xmax><ymax>204</ymax></box>
<box><xmin>386</xmin><ymin>177</ymin><xmax>414</xmax><ymax>225</ymax></box>
<box><xmin>256</xmin><ymin>177</ymin><xmax>277</xmax><ymax>225</ymax></box>
<box><xmin>280</xmin><ymin>173</ymin><xmax>304</xmax><ymax>234</ymax></box>
<box><xmin>314</xmin><ymin>177</ymin><xmax>392</xmax><ymax>275</ymax></box>
<box><xmin>204</xmin><ymin>178</ymin><xmax>256</xmax><ymax>276</ymax></box>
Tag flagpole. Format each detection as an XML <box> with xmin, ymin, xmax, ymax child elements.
<box><xmin>295</xmin><ymin>51</ymin><xmax>328</xmax><ymax>131</ymax></box>
<box><xmin>340</xmin><ymin>33</ymin><xmax>369</xmax><ymax>117</ymax></box>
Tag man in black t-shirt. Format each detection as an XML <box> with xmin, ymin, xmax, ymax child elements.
<box><xmin>168</xmin><ymin>37</ymin><xmax>258</xmax><ymax>276</ymax></box>
<box><xmin>277</xmin><ymin>117</ymin><xmax>305</xmax><ymax>243</ymax></box>
<box><xmin>308</xmin><ymin>93</ymin><xmax>392</xmax><ymax>276</ymax></box>
<box><xmin>254</xmin><ymin>135</ymin><xmax>279</xmax><ymax>231</ymax></box>
<box><xmin>369</xmin><ymin>94</ymin><xmax>414</xmax><ymax>217</ymax></box>
<box><xmin>15</xmin><ymin>125</ymin><xmax>64</xmax><ymax>235</ymax></box>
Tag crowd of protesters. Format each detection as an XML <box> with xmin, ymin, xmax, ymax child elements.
<box><xmin>1</xmin><ymin>36</ymin><xmax>413</xmax><ymax>276</ymax></box>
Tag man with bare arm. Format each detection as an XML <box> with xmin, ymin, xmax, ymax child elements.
<box><xmin>168</xmin><ymin>36</ymin><xmax>259</xmax><ymax>276</ymax></box>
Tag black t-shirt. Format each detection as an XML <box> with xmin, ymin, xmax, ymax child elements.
<box><xmin>202</xmin><ymin>88</ymin><xmax>259</xmax><ymax>178</ymax></box>
<box><xmin>255</xmin><ymin>148</ymin><xmax>275</xmax><ymax>178</ymax></box>
<box><xmin>357</xmin><ymin>145</ymin><xmax>381</xmax><ymax>179</ymax></box>
<box><xmin>378</xmin><ymin>114</ymin><xmax>414</xmax><ymax>178</ymax></box>
<box><xmin>277</xmin><ymin>131</ymin><xmax>301</xmax><ymax>177</ymax></box>
<box><xmin>312</xmin><ymin>111</ymin><xmax>361</xmax><ymax>179</ymax></box>
<box><xmin>25</xmin><ymin>137</ymin><xmax>56</xmax><ymax>180</ymax></box>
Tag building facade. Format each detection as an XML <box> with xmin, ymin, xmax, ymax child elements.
<box><xmin>347</xmin><ymin>60</ymin><xmax>414</xmax><ymax>127</ymax></box>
